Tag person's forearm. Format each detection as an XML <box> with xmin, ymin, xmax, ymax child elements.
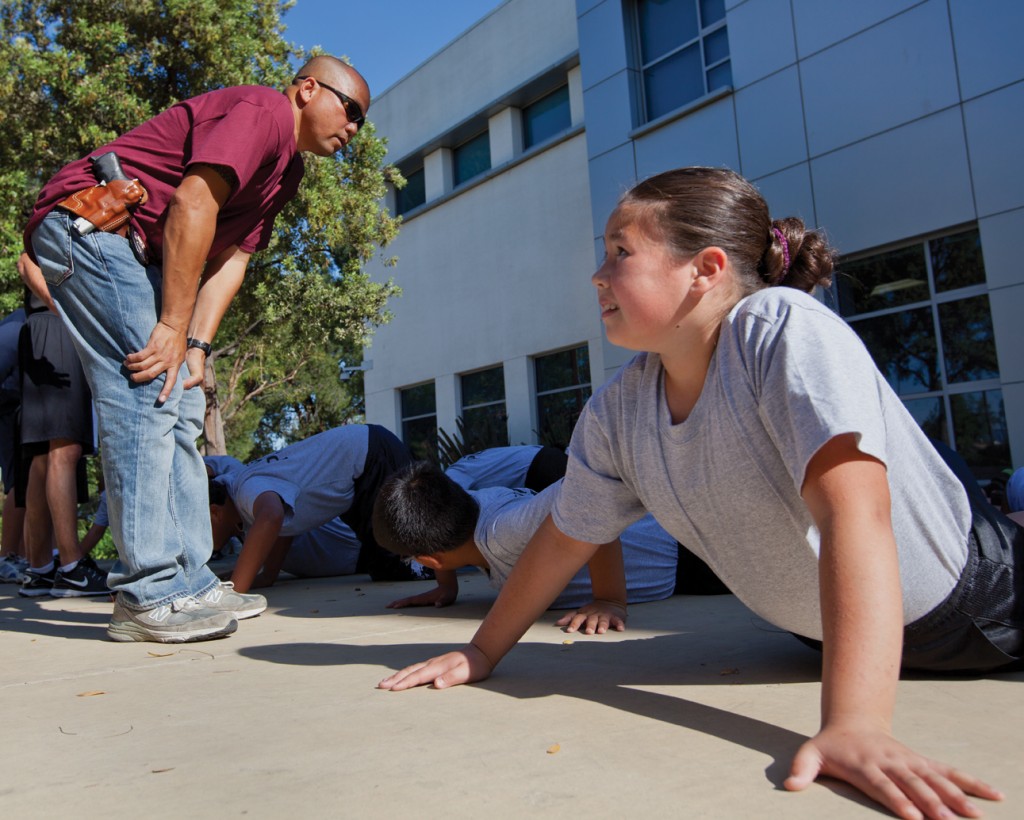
<box><xmin>586</xmin><ymin>537</ymin><xmax>627</xmax><ymax>604</ymax></box>
<box><xmin>187</xmin><ymin>247</ymin><xmax>249</xmax><ymax>345</ymax></box>
<box><xmin>78</xmin><ymin>525</ymin><xmax>106</xmax><ymax>556</ymax></box>
<box><xmin>159</xmin><ymin>202</ymin><xmax>218</xmax><ymax>332</ymax></box>
<box><xmin>435</xmin><ymin>569</ymin><xmax>459</xmax><ymax>595</ymax></box>
<box><xmin>159</xmin><ymin>166</ymin><xmax>233</xmax><ymax>332</ymax></box>
<box><xmin>231</xmin><ymin>522</ymin><xmax>282</xmax><ymax>593</ymax></box>
<box><xmin>471</xmin><ymin>515</ymin><xmax>599</xmax><ymax>667</ymax></box>
<box><xmin>254</xmin><ymin>535</ymin><xmax>293</xmax><ymax>588</ymax></box>
<box><xmin>818</xmin><ymin>516</ymin><xmax>903</xmax><ymax>731</ymax></box>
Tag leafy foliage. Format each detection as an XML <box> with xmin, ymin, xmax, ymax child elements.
<box><xmin>0</xmin><ymin>0</ymin><xmax>405</xmax><ymax>456</ymax></box>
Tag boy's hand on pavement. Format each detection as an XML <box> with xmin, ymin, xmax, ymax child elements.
<box><xmin>377</xmin><ymin>643</ymin><xmax>493</xmax><ymax>691</ymax></box>
<box><xmin>555</xmin><ymin>600</ymin><xmax>626</xmax><ymax>634</ymax></box>
<box><xmin>387</xmin><ymin>584</ymin><xmax>458</xmax><ymax>609</ymax></box>
<box><xmin>785</xmin><ymin>721</ymin><xmax>1003</xmax><ymax>820</ymax></box>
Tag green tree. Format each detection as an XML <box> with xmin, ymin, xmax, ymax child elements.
<box><xmin>0</xmin><ymin>0</ymin><xmax>402</xmax><ymax>455</ymax></box>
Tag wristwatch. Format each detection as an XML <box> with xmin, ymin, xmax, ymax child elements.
<box><xmin>186</xmin><ymin>338</ymin><xmax>212</xmax><ymax>356</ymax></box>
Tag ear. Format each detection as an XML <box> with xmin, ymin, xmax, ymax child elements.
<box><xmin>690</xmin><ymin>246</ymin><xmax>729</xmax><ymax>293</ymax></box>
<box><xmin>414</xmin><ymin>553</ymin><xmax>444</xmax><ymax>571</ymax></box>
<box><xmin>294</xmin><ymin>76</ymin><xmax>317</xmax><ymax>106</ymax></box>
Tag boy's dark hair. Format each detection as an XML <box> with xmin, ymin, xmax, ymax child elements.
<box><xmin>371</xmin><ymin>461</ymin><xmax>479</xmax><ymax>557</ymax></box>
<box><xmin>208</xmin><ymin>478</ymin><xmax>228</xmax><ymax>506</ymax></box>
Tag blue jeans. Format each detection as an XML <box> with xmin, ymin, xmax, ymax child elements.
<box><xmin>31</xmin><ymin>212</ymin><xmax>218</xmax><ymax>608</ymax></box>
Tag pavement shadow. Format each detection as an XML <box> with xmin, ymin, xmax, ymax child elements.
<box><xmin>0</xmin><ymin>595</ymin><xmax>113</xmax><ymax>640</ymax></box>
<box><xmin>239</xmin><ymin>633</ymin><xmax>886</xmax><ymax>811</ymax></box>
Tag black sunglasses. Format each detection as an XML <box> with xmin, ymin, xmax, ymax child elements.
<box><xmin>294</xmin><ymin>75</ymin><xmax>365</xmax><ymax>129</ymax></box>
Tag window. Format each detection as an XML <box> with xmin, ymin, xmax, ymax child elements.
<box><xmin>634</xmin><ymin>0</ymin><xmax>731</xmax><ymax>122</ymax></box>
<box><xmin>836</xmin><ymin>228</ymin><xmax>1009</xmax><ymax>481</ymax></box>
<box><xmin>396</xmin><ymin>167</ymin><xmax>425</xmax><ymax>215</ymax></box>
<box><xmin>461</xmin><ymin>366</ymin><xmax>508</xmax><ymax>449</ymax></box>
<box><xmin>400</xmin><ymin>382</ymin><xmax>437</xmax><ymax>461</ymax></box>
<box><xmin>523</xmin><ymin>85</ymin><xmax>571</xmax><ymax>150</ymax></box>
<box><xmin>453</xmin><ymin>131</ymin><xmax>490</xmax><ymax>186</ymax></box>
<box><xmin>534</xmin><ymin>346</ymin><xmax>591</xmax><ymax>450</ymax></box>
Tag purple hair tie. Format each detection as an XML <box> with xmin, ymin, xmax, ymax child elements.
<box><xmin>772</xmin><ymin>227</ymin><xmax>790</xmax><ymax>281</ymax></box>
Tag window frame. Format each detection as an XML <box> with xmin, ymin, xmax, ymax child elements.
<box><xmin>522</xmin><ymin>84</ymin><xmax>572</xmax><ymax>150</ymax></box>
<box><xmin>399</xmin><ymin>381</ymin><xmax>438</xmax><ymax>461</ymax></box>
<box><xmin>453</xmin><ymin>129</ymin><xmax>491</xmax><ymax>187</ymax></box>
<box><xmin>395</xmin><ymin>165</ymin><xmax>425</xmax><ymax>216</ymax></box>
<box><xmin>460</xmin><ymin>365</ymin><xmax>509</xmax><ymax>449</ymax></box>
<box><xmin>631</xmin><ymin>0</ymin><xmax>731</xmax><ymax>124</ymax></box>
<box><xmin>835</xmin><ymin>226</ymin><xmax>1007</xmax><ymax>477</ymax></box>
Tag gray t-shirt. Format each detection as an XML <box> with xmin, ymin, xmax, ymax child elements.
<box><xmin>225</xmin><ymin>425</ymin><xmax>369</xmax><ymax>537</ymax></box>
<box><xmin>552</xmin><ymin>287</ymin><xmax>970</xmax><ymax>639</ymax></box>
<box><xmin>446</xmin><ymin>445</ymin><xmax>543</xmax><ymax>491</ymax></box>
<box><xmin>473</xmin><ymin>482</ymin><xmax>678</xmax><ymax>609</ymax></box>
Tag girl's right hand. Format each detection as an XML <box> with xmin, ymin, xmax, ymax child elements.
<box><xmin>377</xmin><ymin>643</ymin><xmax>494</xmax><ymax>691</ymax></box>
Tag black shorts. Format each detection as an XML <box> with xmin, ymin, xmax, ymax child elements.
<box><xmin>18</xmin><ymin>310</ymin><xmax>93</xmax><ymax>452</ymax></box>
<box><xmin>342</xmin><ymin>425</ymin><xmax>419</xmax><ymax>581</ymax></box>
<box><xmin>901</xmin><ymin>497</ymin><xmax>1024</xmax><ymax>673</ymax></box>
<box><xmin>524</xmin><ymin>446</ymin><xmax>568</xmax><ymax>492</ymax></box>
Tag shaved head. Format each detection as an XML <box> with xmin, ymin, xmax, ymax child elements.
<box><xmin>295</xmin><ymin>55</ymin><xmax>370</xmax><ymax>105</ymax></box>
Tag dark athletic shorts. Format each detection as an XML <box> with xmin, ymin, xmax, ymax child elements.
<box><xmin>900</xmin><ymin>497</ymin><xmax>1024</xmax><ymax>673</ymax></box>
<box><xmin>343</xmin><ymin>424</ymin><xmax>420</xmax><ymax>581</ymax></box>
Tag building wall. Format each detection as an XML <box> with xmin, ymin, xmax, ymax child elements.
<box><xmin>363</xmin><ymin>0</ymin><xmax>598</xmax><ymax>447</ymax></box>
<box><xmin>363</xmin><ymin>0</ymin><xmax>1024</xmax><ymax>470</ymax></box>
<box><xmin>576</xmin><ymin>0</ymin><xmax>1024</xmax><ymax>465</ymax></box>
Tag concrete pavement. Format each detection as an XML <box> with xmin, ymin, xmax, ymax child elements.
<box><xmin>2</xmin><ymin>572</ymin><xmax>1021</xmax><ymax>819</ymax></box>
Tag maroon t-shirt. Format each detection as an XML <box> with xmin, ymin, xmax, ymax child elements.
<box><xmin>24</xmin><ymin>85</ymin><xmax>304</xmax><ymax>262</ymax></box>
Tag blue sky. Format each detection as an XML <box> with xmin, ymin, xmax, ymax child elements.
<box><xmin>281</xmin><ymin>0</ymin><xmax>507</xmax><ymax>98</ymax></box>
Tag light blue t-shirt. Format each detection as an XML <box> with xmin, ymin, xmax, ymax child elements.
<box><xmin>224</xmin><ymin>426</ymin><xmax>370</xmax><ymax>537</ymax></box>
<box><xmin>472</xmin><ymin>482</ymin><xmax>677</xmax><ymax>609</ymax></box>
<box><xmin>282</xmin><ymin>517</ymin><xmax>362</xmax><ymax>577</ymax></box>
<box><xmin>446</xmin><ymin>445</ymin><xmax>543</xmax><ymax>491</ymax></box>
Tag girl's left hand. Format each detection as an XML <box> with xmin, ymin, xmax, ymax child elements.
<box><xmin>784</xmin><ymin>721</ymin><xmax>1003</xmax><ymax>819</ymax></box>
<box><xmin>554</xmin><ymin>600</ymin><xmax>627</xmax><ymax>634</ymax></box>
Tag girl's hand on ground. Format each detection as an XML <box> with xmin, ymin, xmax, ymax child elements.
<box><xmin>784</xmin><ymin>722</ymin><xmax>1003</xmax><ymax>819</ymax></box>
<box><xmin>555</xmin><ymin>600</ymin><xmax>627</xmax><ymax>634</ymax></box>
<box><xmin>377</xmin><ymin>644</ymin><xmax>493</xmax><ymax>691</ymax></box>
<box><xmin>386</xmin><ymin>585</ymin><xmax>458</xmax><ymax>609</ymax></box>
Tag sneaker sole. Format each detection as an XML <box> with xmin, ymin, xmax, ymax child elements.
<box><xmin>106</xmin><ymin>618</ymin><xmax>238</xmax><ymax>643</ymax></box>
<box><xmin>51</xmin><ymin>587</ymin><xmax>113</xmax><ymax>598</ymax></box>
<box><xmin>234</xmin><ymin>604</ymin><xmax>268</xmax><ymax>620</ymax></box>
<box><xmin>18</xmin><ymin>587</ymin><xmax>54</xmax><ymax>598</ymax></box>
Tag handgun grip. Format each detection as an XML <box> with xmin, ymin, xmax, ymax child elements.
<box><xmin>89</xmin><ymin>151</ymin><xmax>130</xmax><ymax>183</ymax></box>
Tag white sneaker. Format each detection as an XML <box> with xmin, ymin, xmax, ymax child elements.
<box><xmin>199</xmin><ymin>582</ymin><xmax>267</xmax><ymax>620</ymax></box>
<box><xmin>107</xmin><ymin>594</ymin><xmax>237</xmax><ymax>643</ymax></box>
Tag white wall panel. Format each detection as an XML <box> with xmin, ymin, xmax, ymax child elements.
<box><xmin>964</xmin><ymin>82</ymin><xmax>1024</xmax><ymax>218</ymax></box>
<box><xmin>800</xmin><ymin>1</ymin><xmax>959</xmax><ymax>157</ymax></box>
<box><xmin>811</xmin><ymin>110</ymin><xmax>974</xmax><ymax>253</ymax></box>
<box><xmin>727</xmin><ymin>0</ymin><xmax>798</xmax><ymax>89</ymax></box>
<box><xmin>736</xmin><ymin>66</ymin><xmax>807</xmax><ymax>180</ymax></box>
